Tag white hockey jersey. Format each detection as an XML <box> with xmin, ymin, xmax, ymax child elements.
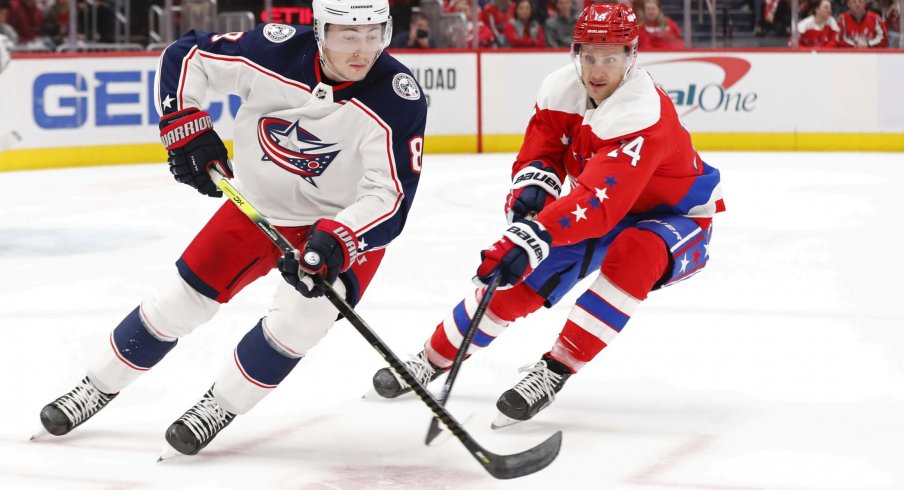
<box><xmin>155</xmin><ymin>24</ymin><xmax>428</xmax><ymax>252</ymax></box>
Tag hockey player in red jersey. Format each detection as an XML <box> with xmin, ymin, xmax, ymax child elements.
<box><xmin>35</xmin><ymin>0</ymin><xmax>427</xmax><ymax>457</ymax></box>
<box><xmin>373</xmin><ymin>2</ymin><xmax>724</xmax><ymax>427</ymax></box>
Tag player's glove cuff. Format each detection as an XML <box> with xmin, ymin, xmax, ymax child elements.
<box><xmin>159</xmin><ymin>108</ymin><xmax>216</xmax><ymax>151</ymax></box>
<box><xmin>502</xmin><ymin>219</ymin><xmax>551</xmax><ymax>269</ymax></box>
<box><xmin>510</xmin><ymin>161</ymin><xmax>563</xmax><ymax>197</ymax></box>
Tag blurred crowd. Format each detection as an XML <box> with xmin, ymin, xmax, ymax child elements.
<box><xmin>0</xmin><ymin>0</ymin><xmax>899</xmax><ymax>51</ymax></box>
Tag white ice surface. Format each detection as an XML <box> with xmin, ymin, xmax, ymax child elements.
<box><xmin>0</xmin><ymin>152</ymin><xmax>902</xmax><ymax>489</ymax></box>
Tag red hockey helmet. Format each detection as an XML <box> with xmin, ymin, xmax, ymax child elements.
<box><xmin>570</xmin><ymin>2</ymin><xmax>640</xmax><ymax>99</ymax></box>
<box><xmin>572</xmin><ymin>2</ymin><xmax>639</xmax><ymax>46</ymax></box>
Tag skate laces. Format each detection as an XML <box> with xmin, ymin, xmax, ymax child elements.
<box><xmin>55</xmin><ymin>377</ymin><xmax>110</xmax><ymax>426</ymax></box>
<box><xmin>512</xmin><ymin>361</ymin><xmax>563</xmax><ymax>405</ymax></box>
<box><xmin>180</xmin><ymin>392</ymin><xmax>233</xmax><ymax>442</ymax></box>
<box><xmin>396</xmin><ymin>351</ymin><xmax>436</xmax><ymax>386</ymax></box>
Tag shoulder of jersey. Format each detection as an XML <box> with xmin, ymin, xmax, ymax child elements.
<box><xmin>378</xmin><ymin>54</ymin><xmax>425</xmax><ymax>102</ymax></box>
<box><xmin>536</xmin><ymin>64</ymin><xmax>585</xmax><ymax>113</ymax></box>
<box><xmin>587</xmin><ymin>68</ymin><xmax>662</xmax><ymax>141</ymax></box>
<box><xmin>250</xmin><ymin>23</ymin><xmax>314</xmax><ymax>45</ymax></box>
<box><xmin>359</xmin><ymin>55</ymin><xmax>428</xmax><ymax>110</ymax></box>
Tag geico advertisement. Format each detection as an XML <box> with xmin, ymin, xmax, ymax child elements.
<box><xmin>4</xmin><ymin>56</ymin><xmax>237</xmax><ymax>149</ymax></box>
<box><xmin>2</xmin><ymin>52</ymin><xmax>477</xmax><ymax>150</ymax></box>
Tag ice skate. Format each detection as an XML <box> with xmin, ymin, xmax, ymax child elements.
<box><xmin>491</xmin><ymin>356</ymin><xmax>571</xmax><ymax>429</ymax></box>
<box><xmin>34</xmin><ymin>376</ymin><xmax>118</xmax><ymax>439</ymax></box>
<box><xmin>160</xmin><ymin>388</ymin><xmax>235</xmax><ymax>459</ymax></box>
<box><xmin>371</xmin><ymin>350</ymin><xmax>444</xmax><ymax>399</ymax></box>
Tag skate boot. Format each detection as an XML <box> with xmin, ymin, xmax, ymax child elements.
<box><xmin>39</xmin><ymin>376</ymin><xmax>118</xmax><ymax>436</ymax></box>
<box><xmin>164</xmin><ymin>388</ymin><xmax>235</xmax><ymax>456</ymax></box>
<box><xmin>492</xmin><ymin>356</ymin><xmax>571</xmax><ymax>429</ymax></box>
<box><xmin>372</xmin><ymin>350</ymin><xmax>444</xmax><ymax>399</ymax></box>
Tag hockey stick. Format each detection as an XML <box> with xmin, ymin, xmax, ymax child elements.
<box><xmin>424</xmin><ymin>272</ymin><xmax>501</xmax><ymax>445</ymax></box>
<box><xmin>210</xmin><ymin>171</ymin><xmax>562</xmax><ymax>479</ymax></box>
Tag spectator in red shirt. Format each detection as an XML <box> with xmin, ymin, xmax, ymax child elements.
<box><xmin>482</xmin><ymin>0</ymin><xmax>515</xmax><ymax>46</ymax></box>
<box><xmin>0</xmin><ymin>0</ymin><xmax>20</xmax><ymax>46</ymax></box>
<box><xmin>638</xmin><ymin>0</ymin><xmax>684</xmax><ymax>49</ymax></box>
<box><xmin>837</xmin><ymin>0</ymin><xmax>889</xmax><ymax>47</ymax></box>
<box><xmin>504</xmin><ymin>0</ymin><xmax>546</xmax><ymax>47</ymax></box>
<box><xmin>454</xmin><ymin>0</ymin><xmax>496</xmax><ymax>47</ymax></box>
<box><xmin>797</xmin><ymin>0</ymin><xmax>839</xmax><ymax>47</ymax></box>
<box><xmin>8</xmin><ymin>0</ymin><xmax>43</xmax><ymax>45</ymax></box>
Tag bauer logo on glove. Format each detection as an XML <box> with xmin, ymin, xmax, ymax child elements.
<box><xmin>475</xmin><ymin>219</ymin><xmax>552</xmax><ymax>289</ymax></box>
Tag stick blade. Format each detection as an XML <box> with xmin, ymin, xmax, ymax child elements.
<box><xmin>484</xmin><ymin>430</ymin><xmax>563</xmax><ymax>479</ymax></box>
<box><xmin>424</xmin><ymin>417</ymin><xmax>443</xmax><ymax>445</ymax></box>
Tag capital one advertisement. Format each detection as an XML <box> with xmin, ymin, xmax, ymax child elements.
<box><xmin>480</xmin><ymin>51</ymin><xmax>904</xmax><ymax>137</ymax></box>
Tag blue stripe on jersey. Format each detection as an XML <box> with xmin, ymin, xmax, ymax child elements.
<box><xmin>575</xmin><ymin>291</ymin><xmax>630</xmax><ymax>332</ymax></box>
<box><xmin>235</xmin><ymin>321</ymin><xmax>300</xmax><ymax>386</ymax></box>
<box><xmin>112</xmin><ymin>307</ymin><xmax>177</xmax><ymax>369</ymax></box>
<box><xmin>452</xmin><ymin>301</ymin><xmax>494</xmax><ymax>347</ymax></box>
<box><xmin>672</xmin><ymin>162</ymin><xmax>721</xmax><ymax>215</ymax></box>
<box><xmin>176</xmin><ymin>258</ymin><xmax>219</xmax><ymax>301</ymax></box>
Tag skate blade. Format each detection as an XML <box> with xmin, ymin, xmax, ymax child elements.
<box><xmin>156</xmin><ymin>444</ymin><xmax>184</xmax><ymax>463</ymax></box>
<box><xmin>361</xmin><ymin>388</ymin><xmax>381</xmax><ymax>400</ymax></box>
<box><xmin>490</xmin><ymin>412</ymin><xmax>523</xmax><ymax>430</ymax></box>
<box><xmin>29</xmin><ymin>426</ymin><xmax>51</xmax><ymax>441</ymax></box>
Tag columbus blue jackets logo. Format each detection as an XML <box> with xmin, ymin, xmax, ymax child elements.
<box><xmin>263</xmin><ymin>23</ymin><xmax>296</xmax><ymax>43</ymax></box>
<box><xmin>258</xmin><ymin>117</ymin><xmax>341</xmax><ymax>186</ymax></box>
<box><xmin>392</xmin><ymin>73</ymin><xmax>421</xmax><ymax>100</ymax></box>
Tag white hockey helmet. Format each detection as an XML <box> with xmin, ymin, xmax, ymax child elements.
<box><xmin>312</xmin><ymin>0</ymin><xmax>393</xmax><ymax>54</ymax></box>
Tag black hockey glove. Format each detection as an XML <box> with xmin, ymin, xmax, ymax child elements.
<box><xmin>159</xmin><ymin>108</ymin><xmax>233</xmax><ymax>198</ymax></box>
<box><xmin>278</xmin><ymin>219</ymin><xmax>358</xmax><ymax>298</ymax></box>
<box><xmin>504</xmin><ymin>161</ymin><xmax>562</xmax><ymax>223</ymax></box>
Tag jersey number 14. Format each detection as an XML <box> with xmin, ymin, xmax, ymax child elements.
<box><xmin>607</xmin><ymin>136</ymin><xmax>644</xmax><ymax>167</ymax></box>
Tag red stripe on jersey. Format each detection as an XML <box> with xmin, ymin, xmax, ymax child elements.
<box><xmin>233</xmin><ymin>349</ymin><xmax>276</xmax><ymax>389</ymax></box>
<box><xmin>177</xmin><ymin>46</ymin><xmax>199</xmax><ymax>110</ymax></box>
<box><xmin>347</xmin><ymin>99</ymin><xmax>405</xmax><ymax>235</ymax></box>
<box><xmin>428</xmin><ymin>323</ymin><xmax>459</xmax><ymax>366</ymax></box>
<box><xmin>109</xmin><ymin>333</ymin><xmax>149</xmax><ymax>372</ymax></box>
<box><xmin>196</xmin><ymin>51</ymin><xmax>313</xmax><ymax>92</ymax></box>
<box><xmin>556</xmin><ymin>321</ymin><xmax>608</xmax><ymax>365</ymax></box>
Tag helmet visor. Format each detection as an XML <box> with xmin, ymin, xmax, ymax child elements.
<box><xmin>573</xmin><ymin>44</ymin><xmax>631</xmax><ymax>69</ymax></box>
<box><xmin>322</xmin><ymin>23</ymin><xmax>391</xmax><ymax>53</ymax></box>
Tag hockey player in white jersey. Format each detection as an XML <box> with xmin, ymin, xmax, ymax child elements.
<box><xmin>36</xmin><ymin>0</ymin><xmax>427</xmax><ymax>458</ymax></box>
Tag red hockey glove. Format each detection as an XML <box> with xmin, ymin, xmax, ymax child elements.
<box><xmin>474</xmin><ymin>219</ymin><xmax>552</xmax><ymax>289</ymax></box>
<box><xmin>159</xmin><ymin>108</ymin><xmax>232</xmax><ymax>198</ymax></box>
<box><xmin>279</xmin><ymin>219</ymin><xmax>358</xmax><ymax>298</ymax></box>
<box><xmin>504</xmin><ymin>161</ymin><xmax>562</xmax><ymax>223</ymax></box>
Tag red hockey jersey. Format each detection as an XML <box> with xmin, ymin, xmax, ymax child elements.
<box><xmin>837</xmin><ymin>11</ymin><xmax>889</xmax><ymax>48</ymax></box>
<box><xmin>797</xmin><ymin>15</ymin><xmax>839</xmax><ymax>47</ymax></box>
<box><xmin>513</xmin><ymin>65</ymin><xmax>725</xmax><ymax>246</ymax></box>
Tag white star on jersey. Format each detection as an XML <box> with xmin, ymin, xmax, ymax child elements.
<box><xmin>560</xmin><ymin>134</ymin><xmax>569</xmax><ymax>145</ymax></box>
<box><xmin>594</xmin><ymin>187</ymin><xmax>610</xmax><ymax>202</ymax></box>
<box><xmin>679</xmin><ymin>254</ymin><xmax>689</xmax><ymax>273</ymax></box>
<box><xmin>571</xmin><ymin>204</ymin><xmax>587</xmax><ymax>222</ymax></box>
<box><xmin>162</xmin><ymin>94</ymin><xmax>175</xmax><ymax>110</ymax></box>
